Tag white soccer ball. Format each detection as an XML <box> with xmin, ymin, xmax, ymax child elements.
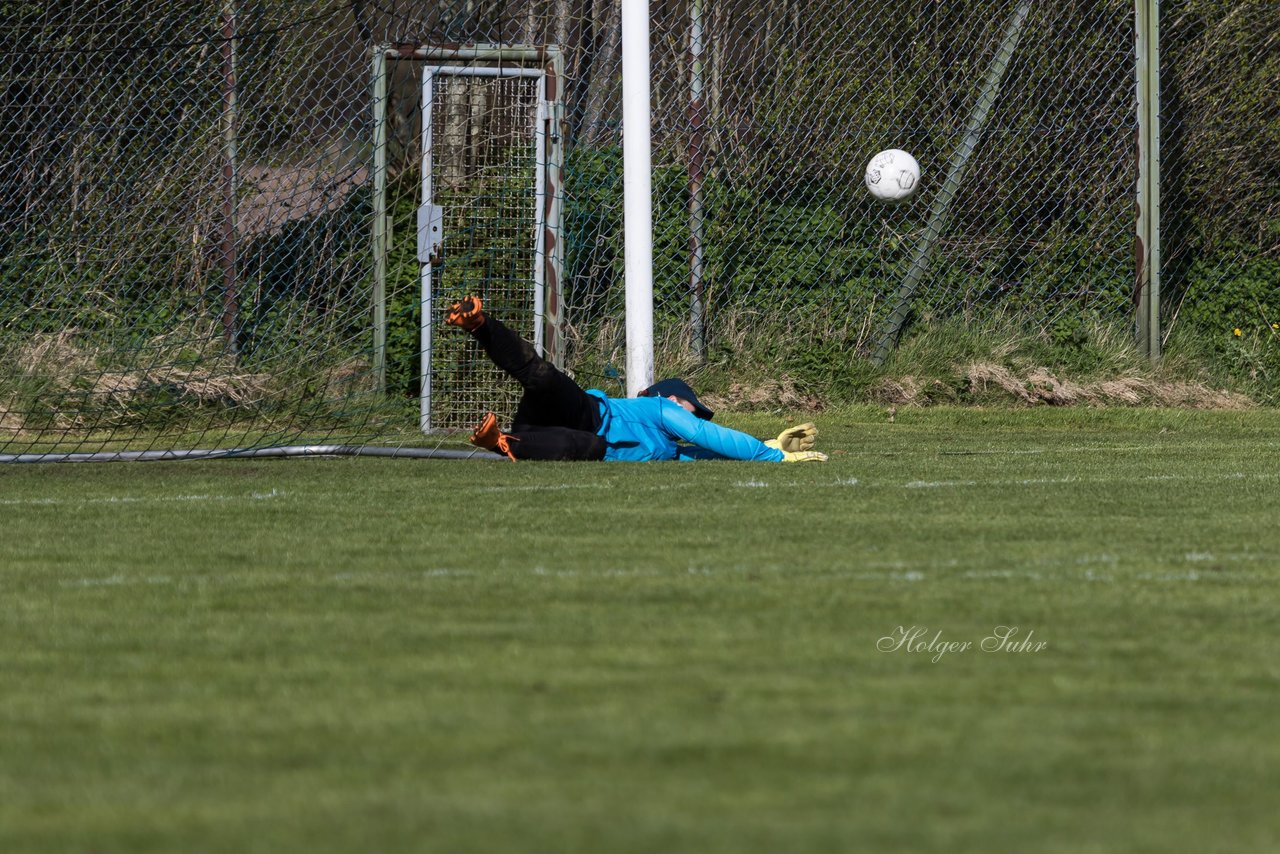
<box><xmin>864</xmin><ymin>149</ymin><xmax>921</xmax><ymax>203</ymax></box>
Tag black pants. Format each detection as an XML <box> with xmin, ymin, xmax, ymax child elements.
<box><xmin>472</xmin><ymin>317</ymin><xmax>607</xmax><ymax>461</ymax></box>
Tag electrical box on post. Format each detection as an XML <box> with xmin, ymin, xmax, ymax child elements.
<box><xmin>417</xmin><ymin>204</ymin><xmax>443</xmax><ymax>263</ymax></box>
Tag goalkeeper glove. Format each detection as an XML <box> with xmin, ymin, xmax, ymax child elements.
<box><xmin>781</xmin><ymin>450</ymin><xmax>828</xmax><ymax>463</ymax></box>
<box><xmin>764</xmin><ymin>422</ymin><xmax>818</xmax><ymax>454</ymax></box>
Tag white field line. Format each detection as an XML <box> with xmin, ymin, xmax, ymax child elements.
<box><xmin>708</xmin><ymin>470</ymin><xmax>1276</xmax><ymax>491</ymax></box>
<box><xmin>933</xmin><ymin>445</ymin><xmax>1137</xmax><ymax>456</ymax></box>
<box><xmin>331</xmin><ymin>569</ymin><xmax>477</xmax><ymax>581</ymax></box>
<box><xmin>62</xmin><ymin>575</ymin><xmax>174</xmax><ymax>588</ymax></box>
<box><xmin>844</xmin><ymin>549</ymin><xmax>1275</xmax><ymax>582</ymax></box>
<box><xmin>850</xmin><ymin>444</ymin><xmax>1162</xmax><ymax>458</ymax></box>
<box><xmin>471</xmin><ymin>483</ymin><xmax>602</xmax><ymax>493</ymax></box>
<box><xmin>933</xmin><ymin>441</ymin><xmax>1280</xmax><ymax>457</ymax></box>
<box><xmin>55</xmin><ymin>566</ymin><xmax>664</xmax><ymax>589</ymax></box>
<box><xmin>465</xmin><ymin>481</ymin><xmax>700</xmax><ymax>493</ymax></box>
<box><xmin>902</xmin><ymin>478</ymin><xmax>1079</xmax><ymax>487</ymax></box>
<box><xmin>277</xmin><ymin>468</ymin><xmax>1275</xmax><ymax>500</ymax></box>
<box><xmin>897</xmin><ymin>471</ymin><xmax>1278</xmax><ymax>489</ymax></box>
<box><xmin>504</xmin><ymin>470</ymin><xmax>1272</xmax><ymax>492</ymax></box>
<box><xmin>52</xmin><ymin>550</ymin><xmax>1273</xmax><ymax>591</ymax></box>
<box><xmin>205</xmin><ymin>469</ymin><xmax>1273</xmax><ymax>500</ymax></box>
<box><xmin>1</xmin><ymin>489</ymin><xmax>285</xmax><ymax>508</ymax></box>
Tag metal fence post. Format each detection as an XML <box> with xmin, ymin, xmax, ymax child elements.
<box><xmin>1135</xmin><ymin>0</ymin><xmax>1162</xmax><ymax>362</ymax></box>
<box><xmin>219</xmin><ymin>0</ymin><xmax>239</xmax><ymax>353</ymax></box>
<box><xmin>371</xmin><ymin>45</ymin><xmax>389</xmax><ymax>393</ymax></box>
<box><xmin>688</xmin><ymin>0</ymin><xmax>707</xmax><ymax>362</ymax></box>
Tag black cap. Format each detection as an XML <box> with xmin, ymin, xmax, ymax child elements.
<box><xmin>640</xmin><ymin>377</ymin><xmax>715</xmax><ymax>420</ymax></box>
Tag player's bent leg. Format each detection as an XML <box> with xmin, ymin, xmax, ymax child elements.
<box><xmin>464</xmin><ymin>307</ymin><xmax>545</xmax><ymax>387</ymax></box>
<box><xmin>469</xmin><ymin>414</ymin><xmax>605</xmax><ymax>461</ymax></box>
<box><xmin>506</xmin><ymin>426</ymin><xmax>607</xmax><ymax>461</ymax></box>
<box><xmin>454</xmin><ymin>298</ymin><xmax>600</xmax><ymax>433</ymax></box>
<box><xmin>511</xmin><ymin>370</ymin><xmax>602</xmax><ymax>434</ymax></box>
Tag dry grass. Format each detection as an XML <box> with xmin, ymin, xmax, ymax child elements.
<box><xmin>91</xmin><ymin>367</ymin><xmax>268</xmax><ymax>406</ymax></box>
<box><xmin>15</xmin><ymin>330</ymin><xmax>96</xmax><ymax>387</ymax></box>
<box><xmin>702</xmin><ymin>377</ymin><xmax>826</xmax><ymax>413</ymax></box>
<box><xmin>872</xmin><ymin>362</ymin><xmax>1254</xmax><ymax>409</ymax></box>
<box><xmin>1</xmin><ymin>398</ymin><xmax>26</xmax><ymax>435</ymax></box>
<box><xmin>570</xmin><ymin>313</ymin><xmax>1259</xmax><ymax>413</ymax></box>
<box><xmin>322</xmin><ymin>358</ymin><xmax>376</xmax><ymax>399</ymax></box>
<box><xmin>868</xmin><ymin>376</ymin><xmax>923</xmax><ymax>406</ymax></box>
<box><xmin>8</xmin><ymin>330</ymin><xmax>271</xmax><ymax>429</ymax></box>
<box><xmin>967</xmin><ymin>363</ymin><xmax>1040</xmax><ymax>404</ymax></box>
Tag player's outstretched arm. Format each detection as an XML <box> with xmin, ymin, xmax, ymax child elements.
<box><xmin>660</xmin><ymin>403</ymin><xmax>826</xmax><ymax>462</ymax></box>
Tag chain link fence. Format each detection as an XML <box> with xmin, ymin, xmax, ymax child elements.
<box><xmin>1157</xmin><ymin>0</ymin><xmax>1279</xmax><ymax>356</ymax></box>
<box><xmin>2</xmin><ymin>0</ymin><xmax>1276</xmax><ymax>456</ymax></box>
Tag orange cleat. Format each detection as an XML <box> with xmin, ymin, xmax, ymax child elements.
<box><xmin>445</xmin><ymin>295</ymin><xmax>485</xmax><ymax>331</ymax></box>
<box><xmin>470</xmin><ymin>411</ymin><xmax>517</xmax><ymax>461</ymax></box>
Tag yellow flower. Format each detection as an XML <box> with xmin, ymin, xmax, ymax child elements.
<box><xmin>1273</xmin><ymin>323</ymin><xmax>1279</xmax><ymax>330</ymax></box>
<box><xmin>1233</xmin><ymin>328</ymin><xmax>1243</xmax><ymax>337</ymax></box>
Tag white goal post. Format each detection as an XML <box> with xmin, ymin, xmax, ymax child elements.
<box><xmin>621</xmin><ymin>0</ymin><xmax>655</xmax><ymax>397</ymax></box>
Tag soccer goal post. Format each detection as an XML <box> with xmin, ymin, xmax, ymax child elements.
<box><xmin>621</xmin><ymin>0</ymin><xmax>655</xmax><ymax>397</ymax></box>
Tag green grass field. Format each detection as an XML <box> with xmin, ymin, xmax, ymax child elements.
<box><xmin>3</xmin><ymin>406</ymin><xmax>1278</xmax><ymax>853</ymax></box>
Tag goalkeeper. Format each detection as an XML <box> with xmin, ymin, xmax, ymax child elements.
<box><xmin>445</xmin><ymin>296</ymin><xmax>827</xmax><ymax>463</ymax></box>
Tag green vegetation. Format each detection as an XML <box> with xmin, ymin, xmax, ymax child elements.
<box><xmin>561</xmin><ymin>311</ymin><xmax>1275</xmax><ymax>413</ymax></box>
<box><xmin>2</xmin><ymin>407</ymin><xmax>1278</xmax><ymax>852</ymax></box>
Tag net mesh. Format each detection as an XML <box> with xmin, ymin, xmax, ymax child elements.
<box><xmin>1</xmin><ymin>0</ymin><xmax>1276</xmax><ymax>456</ymax></box>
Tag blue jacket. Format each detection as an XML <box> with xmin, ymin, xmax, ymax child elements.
<box><xmin>586</xmin><ymin>390</ymin><xmax>785</xmax><ymax>462</ymax></box>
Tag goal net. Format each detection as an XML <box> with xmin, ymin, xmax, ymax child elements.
<box><xmin>1</xmin><ymin>29</ymin><xmax>563</xmax><ymax>458</ymax></box>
